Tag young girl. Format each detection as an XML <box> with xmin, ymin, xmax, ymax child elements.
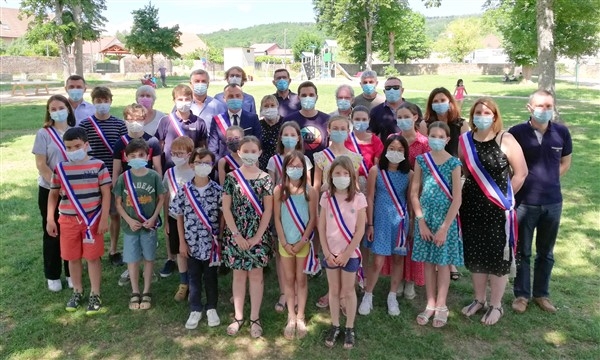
<box><xmin>217</xmin><ymin>126</ymin><xmax>244</xmax><ymax>185</ymax></box>
<box><xmin>358</xmin><ymin>135</ymin><xmax>412</xmax><ymax>316</ymax></box>
<box><xmin>319</xmin><ymin>156</ymin><xmax>367</xmax><ymax>349</ymax></box>
<box><xmin>453</xmin><ymin>79</ymin><xmax>467</xmax><ymax>108</ymax></box>
<box><xmin>273</xmin><ymin>151</ymin><xmax>318</xmax><ymax>339</ymax></box>
<box><xmin>410</xmin><ymin>121</ymin><xmax>463</xmax><ymax>328</ymax></box>
<box><xmin>267</xmin><ymin>121</ymin><xmax>313</xmax><ymax>313</ymax></box>
<box><xmin>258</xmin><ymin>95</ymin><xmax>282</xmax><ymax>171</ymax></box>
<box><xmin>222</xmin><ymin>136</ymin><xmax>274</xmax><ymax>338</ymax></box>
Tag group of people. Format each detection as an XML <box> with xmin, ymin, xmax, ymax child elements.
<box><xmin>33</xmin><ymin>68</ymin><xmax>572</xmax><ymax>349</ymax></box>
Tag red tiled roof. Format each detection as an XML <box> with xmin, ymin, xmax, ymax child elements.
<box><xmin>0</xmin><ymin>7</ymin><xmax>33</xmax><ymax>40</ymax></box>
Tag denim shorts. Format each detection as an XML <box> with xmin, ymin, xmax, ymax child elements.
<box><xmin>321</xmin><ymin>256</ymin><xmax>360</xmax><ymax>273</ymax></box>
<box><xmin>123</xmin><ymin>230</ymin><xmax>158</xmax><ymax>263</ymax></box>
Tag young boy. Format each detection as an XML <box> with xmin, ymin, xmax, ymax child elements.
<box><xmin>47</xmin><ymin>127</ymin><xmax>111</xmax><ymax>314</ymax></box>
<box><xmin>155</xmin><ymin>84</ymin><xmax>207</xmax><ymax>168</ymax></box>
<box><xmin>80</xmin><ymin>86</ymin><xmax>127</xmax><ymax>266</ymax></box>
<box><xmin>161</xmin><ymin>136</ymin><xmax>196</xmax><ymax>301</ymax></box>
<box><xmin>113</xmin><ymin>139</ymin><xmax>166</xmax><ymax>310</ymax></box>
<box><xmin>172</xmin><ymin>148</ymin><xmax>222</xmax><ymax>329</ymax></box>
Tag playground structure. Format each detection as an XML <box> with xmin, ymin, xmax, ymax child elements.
<box><xmin>301</xmin><ymin>39</ymin><xmax>344</xmax><ymax>81</ymax></box>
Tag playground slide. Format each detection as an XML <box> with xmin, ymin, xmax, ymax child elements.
<box><xmin>335</xmin><ymin>62</ymin><xmax>354</xmax><ymax>80</ymax></box>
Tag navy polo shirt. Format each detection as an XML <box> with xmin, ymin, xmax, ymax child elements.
<box><xmin>369</xmin><ymin>101</ymin><xmax>400</xmax><ymax>143</ymax></box>
<box><xmin>509</xmin><ymin>119</ymin><xmax>572</xmax><ymax>205</ymax></box>
<box><xmin>274</xmin><ymin>91</ymin><xmax>300</xmax><ymax>118</ymax></box>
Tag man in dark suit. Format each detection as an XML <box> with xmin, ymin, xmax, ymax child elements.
<box><xmin>208</xmin><ymin>84</ymin><xmax>262</xmax><ymax>161</ymax></box>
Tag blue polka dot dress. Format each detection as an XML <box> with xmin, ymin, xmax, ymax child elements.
<box><xmin>366</xmin><ymin>168</ymin><xmax>410</xmax><ymax>256</ymax></box>
<box><xmin>412</xmin><ymin>155</ymin><xmax>464</xmax><ymax>266</ymax></box>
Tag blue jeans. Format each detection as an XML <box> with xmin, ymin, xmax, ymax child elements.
<box><xmin>513</xmin><ymin>202</ymin><xmax>562</xmax><ymax>299</ymax></box>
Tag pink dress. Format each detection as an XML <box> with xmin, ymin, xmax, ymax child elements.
<box><xmin>455</xmin><ymin>86</ymin><xmax>465</xmax><ymax>101</ymax></box>
<box><xmin>320</xmin><ymin>191</ymin><xmax>367</xmax><ymax>257</ymax></box>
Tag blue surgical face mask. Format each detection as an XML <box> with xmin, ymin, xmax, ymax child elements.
<box><xmin>128</xmin><ymin>158</ymin><xmax>147</xmax><ymax>170</ymax></box>
<box><xmin>330</xmin><ymin>130</ymin><xmax>348</xmax><ymax>143</ymax></box>
<box><xmin>286</xmin><ymin>166</ymin><xmax>303</xmax><ymax>181</ymax></box>
<box><xmin>354</xmin><ymin>121</ymin><xmax>369</xmax><ymax>132</ymax></box>
<box><xmin>428</xmin><ymin>137</ymin><xmax>446</xmax><ymax>151</ymax></box>
<box><xmin>300</xmin><ymin>97</ymin><xmax>316</xmax><ymax>110</ymax></box>
<box><xmin>384</xmin><ymin>88</ymin><xmax>401</xmax><ymax>103</ymax></box>
<box><xmin>227</xmin><ymin>98</ymin><xmax>243</xmax><ymax>111</ymax></box>
<box><xmin>95</xmin><ymin>103</ymin><xmax>111</xmax><ymax>115</ymax></box>
<box><xmin>336</xmin><ymin>99</ymin><xmax>351</xmax><ymax>111</ymax></box>
<box><xmin>473</xmin><ymin>115</ymin><xmax>494</xmax><ymax>130</ymax></box>
<box><xmin>396</xmin><ymin>118</ymin><xmax>413</xmax><ymax>131</ymax></box>
<box><xmin>276</xmin><ymin>79</ymin><xmax>289</xmax><ymax>92</ymax></box>
<box><xmin>67</xmin><ymin>89</ymin><xmax>84</xmax><ymax>102</ymax></box>
<box><xmin>533</xmin><ymin>109</ymin><xmax>553</xmax><ymax>123</ymax></box>
<box><xmin>432</xmin><ymin>102</ymin><xmax>450</xmax><ymax>114</ymax></box>
<box><xmin>193</xmin><ymin>83</ymin><xmax>208</xmax><ymax>96</ymax></box>
<box><xmin>50</xmin><ymin>109</ymin><xmax>69</xmax><ymax>123</ymax></box>
<box><xmin>67</xmin><ymin>148</ymin><xmax>86</xmax><ymax>162</ymax></box>
<box><xmin>281</xmin><ymin>135</ymin><xmax>298</xmax><ymax>149</ymax></box>
<box><xmin>361</xmin><ymin>83</ymin><xmax>376</xmax><ymax>95</ymax></box>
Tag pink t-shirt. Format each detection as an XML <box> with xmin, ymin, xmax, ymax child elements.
<box><xmin>319</xmin><ymin>191</ymin><xmax>367</xmax><ymax>258</ymax></box>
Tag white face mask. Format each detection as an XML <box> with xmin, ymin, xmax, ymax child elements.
<box><xmin>262</xmin><ymin>108</ymin><xmax>279</xmax><ymax>120</ymax></box>
<box><xmin>172</xmin><ymin>156</ymin><xmax>188</xmax><ymax>166</ymax></box>
<box><xmin>239</xmin><ymin>153</ymin><xmax>259</xmax><ymax>166</ymax></box>
<box><xmin>194</xmin><ymin>164</ymin><xmax>212</xmax><ymax>177</ymax></box>
<box><xmin>127</xmin><ymin>121</ymin><xmax>145</xmax><ymax>133</ymax></box>
<box><xmin>176</xmin><ymin>101</ymin><xmax>192</xmax><ymax>113</ymax></box>
<box><xmin>332</xmin><ymin>176</ymin><xmax>351</xmax><ymax>190</ymax></box>
<box><xmin>385</xmin><ymin>150</ymin><xmax>405</xmax><ymax>164</ymax></box>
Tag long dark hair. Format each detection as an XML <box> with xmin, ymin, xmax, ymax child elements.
<box><xmin>424</xmin><ymin>87</ymin><xmax>461</xmax><ymax>125</ymax></box>
<box><xmin>44</xmin><ymin>94</ymin><xmax>76</xmax><ymax>128</ymax></box>
<box><xmin>379</xmin><ymin>134</ymin><xmax>410</xmax><ymax>173</ymax></box>
<box><xmin>281</xmin><ymin>150</ymin><xmax>309</xmax><ymax>201</ymax></box>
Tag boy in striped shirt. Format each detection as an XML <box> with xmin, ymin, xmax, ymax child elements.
<box><xmin>47</xmin><ymin>127</ymin><xmax>112</xmax><ymax>314</ymax></box>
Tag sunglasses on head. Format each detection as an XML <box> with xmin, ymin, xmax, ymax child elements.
<box><xmin>384</xmin><ymin>85</ymin><xmax>401</xmax><ymax>91</ymax></box>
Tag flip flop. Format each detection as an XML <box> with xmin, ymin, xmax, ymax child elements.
<box><xmin>481</xmin><ymin>306</ymin><xmax>504</xmax><ymax>326</ymax></box>
<box><xmin>462</xmin><ymin>299</ymin><xmax>487</xmax><ymax>317</ymax></box>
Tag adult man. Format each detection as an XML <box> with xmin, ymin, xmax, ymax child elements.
<box><xmin>158</xmin><ymin>64</ymin><xmax>168</xmax><ymax>88</ymax></box>
<box><xmin>352</xmin><ymin>70</ymin><xmax>385</xmax><ymax>110</ymax></box>
<box><xmin>368</xmin><ymin>76</ymin><xmax>406</xmax><ymax>142</ymax></box>
<box><xmin>64</xmin><ymin>75</ymin><xmax>95</xmax><ymax>125</ymax></box>
<box><xmin>272</xmin><ymin>68</ymin><xmax>300</xmax><ymax>118</ymax></box>
<box><xmin>509</xmin><ymin>90</ymin><xmax>572</xmax><ymax>314</ymax></box>
<box><xmin>214</xmin><ymin>66</ymin><xmax>257</xmax><ymax>114</ymax></box>
<box><xmin>329</xmin><ymin>84</ymin><xmax>354</xmax><ymax>118</ymax></box>
<box><xmin>188</xmin><ymin>69</ymin><xmax>227</xmax><ymax>133</ymax></box>
<box><xmin>208</xmin><ymin>84</ymin><xmax>261</xmax><ymax>161</ymax></box>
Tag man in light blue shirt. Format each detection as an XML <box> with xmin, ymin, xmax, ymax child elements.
<box><xmin>188</xmin><ymin>69</ymin><xmax>227</xmax><ymax>133</ymax></box>
<box><xmin>65</xmin><ymin>75</ymin><xmax>95</xmax><ymax>125</ymax></box>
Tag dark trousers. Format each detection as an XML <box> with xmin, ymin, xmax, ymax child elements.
<box><xmin>188</xmin><ymin>256</ymin><xmax>218</xmax><ymax>312</ymax></box>
<box><xmin>38</xmin><ymin>186</ymin><xmax>69</xmax><ymax>280</ymax></box>
<box><xmin>513</xmin><ymin>202</ymin><xmax>562</xmax><ymax>299</ymax></box>
<box><xmin>160</xmin><ymin>75</ymin><xmax>167</xmax><ymax>87</ymax></box>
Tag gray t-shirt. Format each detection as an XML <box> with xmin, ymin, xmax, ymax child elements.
<box><xmin>266</xmin><ymin>154</ymin><xmax>313</xmax><ymax>186</ymax></box>
<box><xmin>32</xmin><ymin>126</ymin><xmax>70</xmax><ymax>189</ymax></box>
<box><xmin>352</xmin><ymin>93</ymin><xmax>386</xmax><ymax>111</ymax></box>
<box><xmin>143</xmin><ymin>109</ymin><xmax>165</xmax><ymax>137</ymax></box>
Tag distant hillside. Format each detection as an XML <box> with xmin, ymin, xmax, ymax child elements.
<box><xmin>200</xmin><ymin>22</ymin><xmax>325</xmax><ymax>48</ymax></box>
<box><xmin>425</xmin><ymin>15</ymin><xmax>474</xmax><ymax>40</ymax></box>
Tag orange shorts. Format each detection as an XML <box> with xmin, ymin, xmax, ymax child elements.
<box><xmin>58</xmin><ymin>214</ymin><xmax>105</xmax><ymax>261</ymax></box>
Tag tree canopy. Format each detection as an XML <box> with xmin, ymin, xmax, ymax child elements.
<box><xmin>291</xmin><ymin>32</ymin><xmax>324</xmax><ymax>62</ymax></box>
<box><xmin>434</xmin><ymin>17</ymin><xmax>484</xmax><ymax>62</ymax></box>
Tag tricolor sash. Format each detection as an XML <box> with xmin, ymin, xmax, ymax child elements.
<box><xmin>231</xmin><ymin>170</ymin><xmax>263</xmax><ymax>216</ymax></box>
<box><xmin>46</xmin><ymin>127</ymin><xmax>68</xmax><ymax>161</ymax></box>
<box><xmin>422</xmin><ymin>152</ymin><xmax>462</xmax><ymax>238</ymax></box>
<box><xmin>327</xmin><ymin>193</ymin><xmax>363</xmax><ymax>286</ymax></box>
<box><xmin>87</xmin><ymin>116</ymin><xmax>113</xmax><ymax>155</ymax></box>
<box><xmin>283</xmin><ymin>194</ymin><xmax>320</xmax><ymax>274</ymax></box>
<box><xmin>121</xmin><ymin>134</ymin><xmax>131</xmax><ymax>145</ymax></box>
<box><xmin>183</xmin><ymin>182</ymin><xmax>220</xmax><ymax>266</ymax></box>
<box><xmin>224</xmin><ymin>154</ymin><xmax>240</xmax><ymax>171</ymax></box>
<box><xmin>213</xmin><ymin>113</ymin><xmax>231</xmax><ymax>139</ymax></box>
<box><xmin>272</xmin><ymin>154</ymin><xmax>284</xmax><ymax>180</ymax></box>
<box><xmin>56</xmin><ymin>163</ymin><xmax>101</xmax><ymax>240</ymax></box>
<box><xmin>123</xmin><ymin>170</ymin><xmax>161</xmax><ymax>229</ymax></box>
<box><xmin>323</xmin><ymin>148</ymin><xmax>336</xmax><ymax>164</ymax></box>
<box><xmin>380</xmin><ymin>169</ymin><xmax>407</xmax><ymax>255</ymax></box>
<box><xmin>169</xmin><ymin>114</ymin><xmax>184</xmax><ymax>137</ymax></box>
<box><xmin>165</xmin><ymin>167</ymin><xmax>179</xmax><ymax>195</ymax></box>
<box><xmin>349</xmin><ymin>133</ymin><xmax>369</xmax><ymax>176</ymax></box>
<box><xmin>459</xmin><ymin>132</ymin><xmax>517</xmax><ymax>261</ymax></box>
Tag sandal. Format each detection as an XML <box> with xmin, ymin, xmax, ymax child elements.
<box><xmin>343</xmin><ymin>327</ymin><xmax>356</xmax><ymax>349</ymax></box>
<box><xmin>139</xmin><ymin>293</ymin><xmax>152</xmax><ymax>310</ymax></box>
<box><xmin>275</xmin><ymin>294</ymin><xmax>286</xmax><ymax>313</ymax></box>
<box><xmin>416</xmin><ymin>306</ymin><xmax>436</xmax><ymax>326</ymax></box>
<box><xmin>450</xmin><ymin>271</ymin><xmax>461</xmax><ymax>281</ymax></box>
<box><xmin>324</xmin><ymin>325</ymin><xmax>341</xmax><ymax>348</ymax></box>
<box><xmin>462</xmin><ymin>299</ymin><xmax>487</xmax><ymax>317</ymax></box>
<box><xmin>316</xmin><ymin>294</ymin><xmax>329</xmax><ymax>309</ymax></box>
<box><xmin>432</xmin><ymin>306</ymin><xmax>449</xmax><ymax>328</ymax></box>
<box><xmin>296</xmin><ymin>317</ymin><xmax>308</xmax><ymax>339</ymax></box>
<box><xmin>249</xmin><ymin>318</ymin><xmax>263</xmax><ymax>338</ymax></box>
<box><xmin>129</xmin><ymin>293</ymin><xmax>140</xmax><ymax>310</ymax></box>
<box><xmin>284</xmin><ymin>318</ymin><xmax>296</xmax><ymax>340</ymax></box>
<box><xmin>226</xmin><ymin>318</ymin><xmax>244</xmax><ymax>336</ymax></box>
<box><xmin>481</xmin><ymin>306</ymin><xmax>504</xmax><ymax>326</ymax></box>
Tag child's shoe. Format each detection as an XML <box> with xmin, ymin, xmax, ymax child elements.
<box><xmin>185</xmin><ymin>311</ymin><xmax>202</xmax><ymax>329</ymax></box>
<box><xmin>109</xmin><ymin>252</ymin><xmax>124</xmax><ymax>266</ymax></box>
<box><xmin>47</xmin><ymin>279</ymin><xmax>62</xmax><ymax>292</ymax></box>
<box><xmin>404</xmin><ymin>281</ymin><xmax>416</xmax><ymax>300</ymax></box>
<box><xmin>118</xmin><ymin>270</ymin><xmax>130</xmax><ymax>286</ymax></box>
<box><xmin>358</xmin><ymin>292</ymin><xmax>373</xmax><ymax>315</ymax></box>
<box><xmin>174</xmin><ymin>284</ymin><xmax>189</xmax><ymax>302</ymax></box>
<box><xmin>206</xmin><ymin>309</ymin><xmax>220</xmax><ymax>327</ymax></box>
<box><xmin>65</xmin><ymin>291</ymin><xmax>83</xmax><ymax>312</ymax></box>
<box><xmin>387</xmin><ymin>292</ymin><xmax>400</xmax><ymax>316</ymax></box>
<box><xmin>160</xmin><ymin>259</ymin><xmax>176</xmax><ymax>278</ymax></box>
<box><xmin>86</xmin><ymin>293</ymin><xmax>102</xmax><ymax>315</ymax></box>
<box><xmin>66</xmin><ymin>277</ymin><xmax>73</xmax><ymax>289</ymax></box>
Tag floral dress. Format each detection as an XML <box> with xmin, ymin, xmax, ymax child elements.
<box><xmin>222</xmin><ymin>173</ymin><xmax>274</xmax><ymax>270</ymax></box>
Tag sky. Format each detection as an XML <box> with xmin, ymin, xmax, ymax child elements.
<box><xmin>4</xmin><ymin>0</ymin><xmax>487</xmax><ymax>35</ymax></box>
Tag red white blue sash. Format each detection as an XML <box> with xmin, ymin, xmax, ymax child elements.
<box><xmin>46</xmin><ymin>127</ymin><xmax>68</xmax><ymax>161</ymax></box>
<box><xmin>121</xmin><ymin>134</ymin><xmax>131</xmax><ymax>145</ymax></box>
<box><xmin>224</xmin><ymin>154</ymin><xmax>240</xmax><ymax>170</ymax></box>
<box><xmin>323</xmin><ymin>148</ymin><xmax>336</xmax><ymax>163</ymax></box>
<box><xmin>213</xmin><ymin>113</ymin><xmax>230</xmax><ymax>138</ymax></box>
<box><xmin>272</xmin><ymin>154</ymin><xmax>284</xmax><ymax>180</ymax></box>
<box><xmin>349</xmin><ymin>133</ymin><xmax>369</xmax><ymax>176</ymax></box>
<box><xmin>56</xmin><ymin>163</ymin><xmax>101</xmax><ymax>239</ymax></box>
<box><xmin>283</xmin><ymin>193</ymin><xmax>320</xmax><ymax>274</ymax></box>
<box><xmin>165</xmin><ymin>167</ymin><xmax>179</xmax><ymax>195</ymax></box>
<box><xmin>459</xmin><ymin>132</ymin><xmax>517</xmax><ymax>260</ymax></box>
<box><xmin>169</xmin><ymin>114</ymin><xmax>184</xmax><ymax>137</ymax></box>
<box><xmin>231</xmin><ymin>170</ymin><xmax>263</xmax><ymax>216</ymax></box>
<box><xmin>380</xmin><ymin>169</ymin><xmax>407</xmax><ymax>255</ymax></box>
<box><xmin>327</xmin><ymin>193</ymin><xmax>363</xmax><ymax>286</ymax></box>
<box><xmin>183</xmin><ymin>182</ymin><xmax>220</xmax><ymax>266</ymax></box>
<box><xmin>123</xmin><ymin>170</ymin><xmax>161</xmax><ymax>229</ymax></box>
<box><xmin>87</xmin><ymin>116</ymin><xmax>113</xmax><ymax>155</ymax></box>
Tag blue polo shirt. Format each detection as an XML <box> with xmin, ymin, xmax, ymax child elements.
<box><xmin>274</xmin><ymin>91</ymin><xmax>300</xmax><ymax>118</ymax></box>
<box><xmin>369</xmin><ymin>101</ymin><xmax>400</xmax><ymax>143</ymax></box>
<box><xmin>508</xmin><ymin>119</ymin><xmax>572</xmax><ymax>205</ymax></box>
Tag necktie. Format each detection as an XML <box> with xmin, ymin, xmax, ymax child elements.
<box><xmin>232</xmin><ymin>114</ymin><xmax>239</xmax><ymax>126</ymax></box>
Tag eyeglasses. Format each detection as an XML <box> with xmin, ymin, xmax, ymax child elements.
<box><xmin>384</xmin><ymin>85</ymin><xmax>401</xmax><ymax>91</ymax></box>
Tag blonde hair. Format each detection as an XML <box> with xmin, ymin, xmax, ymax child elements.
<box><xmin>328</xmin><ymin>115</ymin><xmax>352</xmax><ymax>129</ymax></box>
<box><xmin>123</xmin><ymin>103</ymin><xmax>147</xmax><ymax>120</ymax></box>
<box><xmin>469</xmin><ymin>97</ymin><xmax>504</xmax><ymax>133</ymax></box>
<box><xmin>260</xmin><ymin>94</ymin><xmax>279</xmax><ymax>112</ymax></box>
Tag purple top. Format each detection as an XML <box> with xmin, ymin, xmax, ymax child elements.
<box><xmin>274</xmin><ymin>91</ymin><xmax>300</xmax><ymax>118</ymax></box>
<box><xmin>282</xmin><ymin>110</ymin><xmax>330</xmax><ymax>162</ymax></box>
<box><xmin>155</xmin><ymin>112</ymin><xmax>207</xmax><ymax>166</ymax></box>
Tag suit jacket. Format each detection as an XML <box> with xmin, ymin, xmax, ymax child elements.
<box><xmin>208</xmin><ymin>110</ymin><xmax>262</xmax><ymax>160</ymax></box>
<box><xmin>214</xmin><ymin>92</ymin><xmax>257</xmax><ymax>115</ymax></box>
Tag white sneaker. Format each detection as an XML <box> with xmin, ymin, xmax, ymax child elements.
<box><xmin>206</xmin><ymin>309</ymin><xmax>220</xmax><ymax>327</ymax></box>
<box><xmin>47</xmin><ymin>279</ymin><xmax>62</xmax><ymax>292</ymax></box>
<box><xmin>404</xmin><ymin>281</ymin><xmax>416</xmax><ymax>300</ymax></box>
<box><xmin>185</xmin><ymin>311</ymin><xmax>202</xmax><ymax>329</ymax></box>
<box><xmin>66</xmin><ymin>277</ymin><xmax>73</xmax><ymax>289</ymax></box>
<box><xmin>387</xmin><ymin>293</ymin><xmax>400</xmax><ymax>316</ymax></box>
<box><xmin>358</xmin><ymin>293</ymin><xmax>373</xmax><ymax>315</ymax></box>
<box><xmin>118</xmin><ymin>270</ymin><xmax>130</xmax><ymax>286</ymax></box>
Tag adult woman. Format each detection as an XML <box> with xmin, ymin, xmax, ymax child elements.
<box><xmin>214</xmin><ymin>66</ymin><xmax>257</xmax><ymax>114</ymax></box>
<box><xmin>32</xmin><ymin>95</ymin><xmax>77</xmax><ymax>291</ymax></box>
<box><xmin>459</xmin><ymin>97</ymin><xmax>527</xmax><ymax>325</ymax></box>
<box><xmin>136</xmin><ymin>85</ymin><xmax>165</xmax><ymax>136</ymax></box>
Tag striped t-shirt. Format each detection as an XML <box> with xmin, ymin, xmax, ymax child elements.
<box><xmin>79</xmin><ymin>115</ymin><xmax>127</xmax><ymax>175</ymax></box>
<box><xmin>50</xmin><ymin>158</ymin><xmax>112</xmax><ymax>216</ymax></box>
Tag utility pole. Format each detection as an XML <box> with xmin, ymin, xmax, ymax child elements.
<box><xmin>283</xmin><ymin>28</ymin><xmax>287</xmax><ymax>67</ymax></box>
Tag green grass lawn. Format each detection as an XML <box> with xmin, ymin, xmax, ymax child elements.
<box><xmin>0</xmin><ymin>76</ymin><xmax>598</xmax><ymax>359</ymax></box>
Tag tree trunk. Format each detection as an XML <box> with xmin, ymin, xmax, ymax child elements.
<box><xmin>521</xmin><ymin>65</ymin><xmax>534</xmax><ymax>83</ymax></box>
<box><xmin>536</xmin><ymin>0</ymin><xmax>555</xmax><ymax>95</ymax></box>
<box><xmin>150</xmin><ymin>54</ymin><xmax>155</xmax><ymax>76</ymax></box>
<box><xmin>389</xmin><ymin>31</ymin><xmax>396</xmax><ymax>68</ymax></box>
<box><xmin>72</xmin><ymin>4</ymin><xmax>84</xmax><ymax>76</ymax></box>
<box><xmin>55</xmin><ymin>0</ymin><xmax>71</xmax><ymax>78</ymax></box>
<box><xmin>365</xmin><ymin>19</ymin><xmax>373</xmax><ymax>70</ymax></box>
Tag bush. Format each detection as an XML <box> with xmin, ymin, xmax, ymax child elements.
<box><xmin>383</xmin><ymin>65</ymin><xmax>400</xmax><ymax>77</ymax></box>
